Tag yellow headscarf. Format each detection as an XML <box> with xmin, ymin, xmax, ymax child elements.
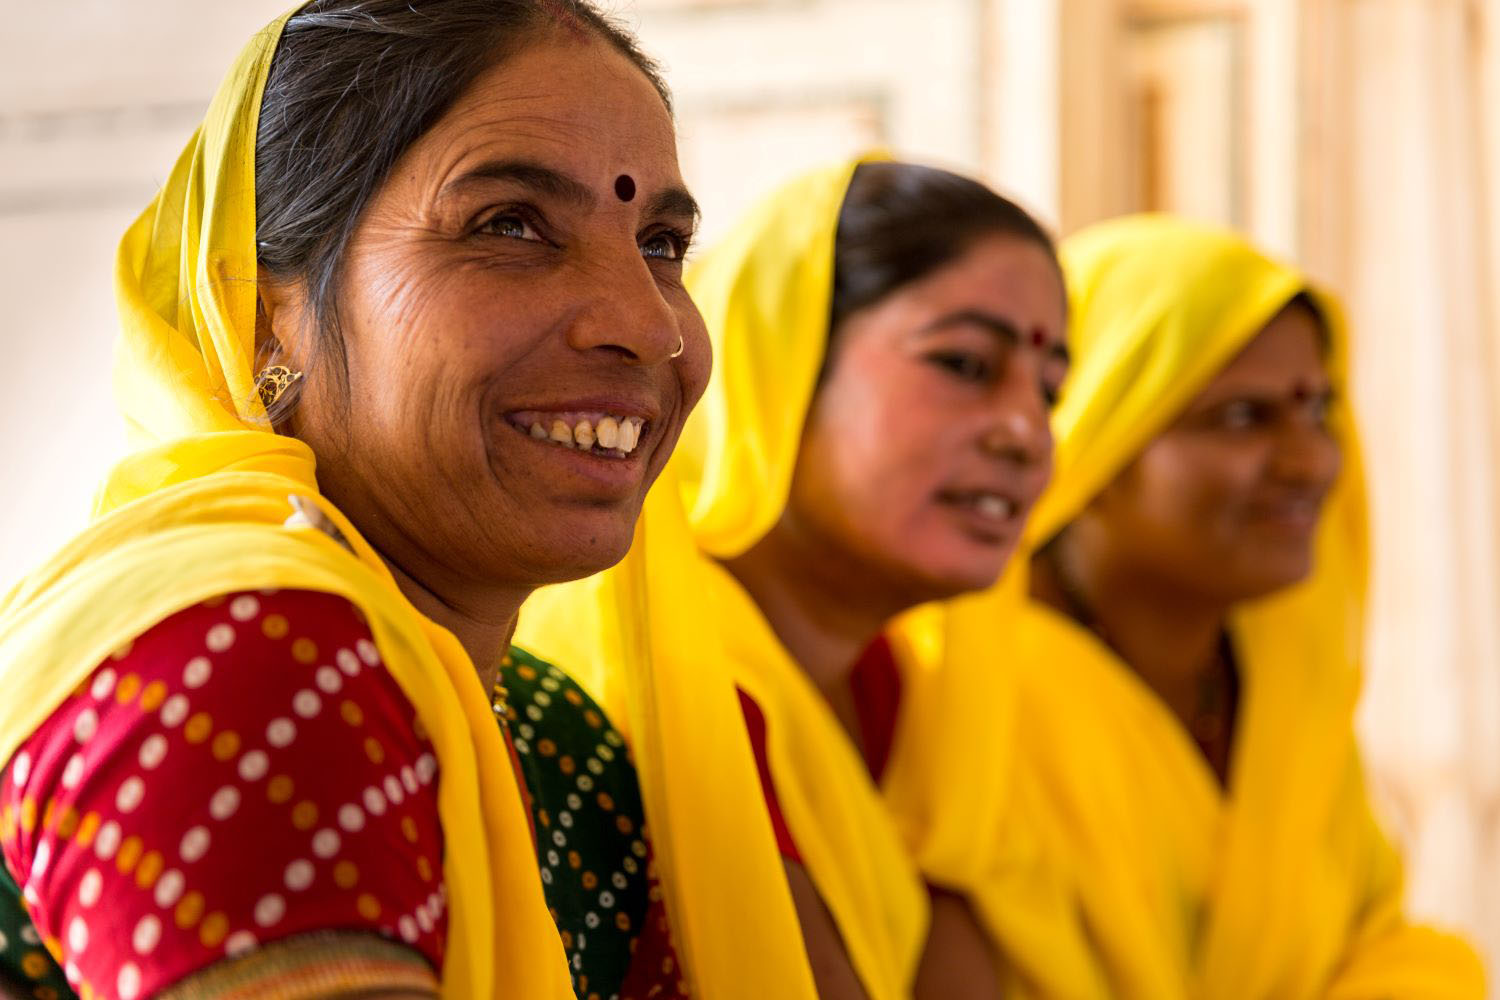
<box><xmin>892</xmin><ymin>214</ymin><xmax>1483</xmax><ymax>998</ymax></box>
<box><xmin>516</xmin><ymin>155</ymin><xmax>931</xmax><ymax>999</ymax></box>
<box><xmin>0</xmin><ymin>11</ymin><xmax>572</xmax><ymax>998</ymax></box>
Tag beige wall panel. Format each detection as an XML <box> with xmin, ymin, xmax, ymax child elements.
<box><xmin>1123</xmin><ymin>13</ymin><xmax>1246</xmax><ymax>226</ymax></box>
<box><xmin>1337</xmin><ymin>0</ymin><xmax>1500</xmax><ymax>965</ymax></box>
<box><xmin>634</xmin><ymin>0</ymin><xmax>987</xmax><ymax>237</ymax></box>
<box><xmin>675</xmin><ymin>98</ymin><xmax>887</xmax><ymax>245</ymax></box>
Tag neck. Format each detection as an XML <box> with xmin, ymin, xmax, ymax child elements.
<box><xmin>720</xmin><ymin>517</ymin><xmax>911</xmax><ymax>697</ymax></box>
<box><xmin>1032</xmin><ymin>532</ymin><xmax>1228</xmax><ymax>726</ymax></box>
<box><xmin>382</xmin><ymin>555</ymin><xmax>527</xmax><ymax>696</ymax></box>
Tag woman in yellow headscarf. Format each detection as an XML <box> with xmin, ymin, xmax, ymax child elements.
<box><xmin>0</xmin><ymin>2</ymin><xmax>715</xmax><ymax>998</ymax></box>
<box><xmin>903</xmin><ymin>213</ymin><xmax>1484</xmax><ymax>997</ymax></box>
<box><xmin>517</xmin><ymin>156</ymin><xmax>1068</xmax><ymax>999</ymax></box>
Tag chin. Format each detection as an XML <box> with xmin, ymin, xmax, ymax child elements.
<box><xmin>897</xmin><ymin>551</ymin><xmax>1011</xmax><ymax>603</ymax></box>
<box><xmin>1226</xmin><ymin>554</ymin><xmax>1316</xmax><ymax>602</ymax></box>
<box><xmin>518</xmin><ymin>512</ymin><xmax>640</xmax><ymax>586</ymax></box>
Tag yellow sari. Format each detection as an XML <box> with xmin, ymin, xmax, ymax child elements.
<box><xmin>515</xmin><ymin>155</ymin><xmax>930</xmax><ymax>1000</ymax></box>
<box><xmin>891</xmin><ymin>214</ymin><xmax>1484</xmax><ymax>998</ymax></box>
<box><xmin>0</xmin><ymin>12</ymin><xmax>572</xmax><ymax>998</ymax></box>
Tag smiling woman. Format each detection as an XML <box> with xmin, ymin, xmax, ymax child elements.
<box><xmin>0</xmin><ymin>3</ymin><xmax>708</xmax><ymax>1000</ymax></box>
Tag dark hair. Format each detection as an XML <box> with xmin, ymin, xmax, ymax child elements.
<box><xmin>253</xmin><ymin>0</ymin><xmax>671</xmax><ymax>422</ymax></box>
<box><xmin>1282</xmin><ymin>289</ymin><xmax>1334</xmax><ymax>355</ymax></box>
<box><xmin>828</xmin><ymin>162</ymin><xmax>1060</xmax><ymax>343</ymax></box>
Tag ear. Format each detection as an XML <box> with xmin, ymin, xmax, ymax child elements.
<box><xmin>255</xmin><ymin>267</ymin><xmax>315</xmax><ymax>370</ymax></box>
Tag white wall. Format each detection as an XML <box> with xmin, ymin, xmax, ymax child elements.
<box><xmin>0</xmin><ymin>1</ymin><xmax>290</xmax><ymax>585</ymax></box>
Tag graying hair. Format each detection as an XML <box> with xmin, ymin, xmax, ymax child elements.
<box><xmin>253</xmin><ymin>0</ymin><xmax>672</xmax><ymax>424</ymax></box>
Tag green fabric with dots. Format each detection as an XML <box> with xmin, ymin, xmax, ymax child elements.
<box><xmin>497</xmin><ymin>648</ymin><xmax>651</xmax><ymax>1000</ymax></box>
<box><xmin>0</xmin><ymin>806</ymin><xmax>73</xmax><ymax>1000</ymax></box>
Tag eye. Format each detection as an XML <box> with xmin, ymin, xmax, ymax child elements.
<box><xmin>476</xmin><ymin>210</ymin><xmax>545</xmax><ymax>242</ymax></box>
<box><xmin>1217</xmin><ymin>400</ymin><xmax>1268</xmax><ymax>431</ymax></box>
<box><xmin>641</xmin><ymin>228</ymin><xmax>690</xmax><ymax>262</ymax></box>
<box><xmin>929</xmin><ymin>352</ymin><xmax>992</xmax><ymax>383</ymax></box>
<box><xmin>1041</xmin><ymin>380</ymin><xmax>1062</xmax><ymax>408</ymax></box>
<box><xmin>1303</xmin><ymin>390</ymin><xmax>1336</xmax><ymax>425</ymax></box>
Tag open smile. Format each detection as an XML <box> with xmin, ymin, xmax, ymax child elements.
<box><xmin>505</xmin><ymin>409</ymin><xmax>651</xmax><ymax>460</ymax></box>
<box><xmin>935</xmin><ymin>487</ymin><xmax>1027</xmax><ymax>543</ymax></box>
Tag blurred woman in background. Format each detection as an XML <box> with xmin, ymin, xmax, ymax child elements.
<box><xmin>519</xmin><ymin>155</ymin><xmax>1068</xmax><ymax>999</ymax></box>
<box><xmin>895</xmin><ymin>213</ymin><xmax>1484</xmax><ymax>997</ymax></box>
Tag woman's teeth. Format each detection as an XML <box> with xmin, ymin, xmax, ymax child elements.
<box><xmin>525</xmin><ymin>415</ymin><xmax>645</xmax><ymax>455</ymax></box>
<box><xmin>974</xmin><ymin>494</ymin><xmax>1016</xmax><ymax>520</ymax></box>
<box><xmin>960</xmin><ymin>494</ymin><xmax>1020</xmax><ymax>524</ymax></box>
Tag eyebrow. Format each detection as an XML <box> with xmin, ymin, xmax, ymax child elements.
<box><xmin>645</xmin><ymin>185</ymin><xmax>702</xmax><ymax>225</ymax></box>
<box><xmin>440</xmin><ymin>159</ymin><xmax>701</xmax><ymax>224</ymax></box>
<box><xmin>921</xmin><ymin>309</ymin><xmax>1071</xmax><ymax>365</ymax></box>
<box><xmin>441</xmin><ymin>159</ymin><xmax>598</xmax><ymax>208</ymax></box>
<box><xmin>1196</xmin><ymin>382</ymin><xmax>1336</xmax><ymax>407</ymax></box>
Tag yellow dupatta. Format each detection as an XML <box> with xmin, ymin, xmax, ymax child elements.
<box><xmin>895</xmin><ymin>214</ymin><xmax>1483</xmax><ymax>998</ymax></box>
<box><xmin>515</xmin><ymin>155</ymin><xmax>929</xmax><ymax>1000</ymax></box>
<box><xmin>0</xmin><ymin>12</ymin><xmax>573</xmax><ymax>998</ymax></box>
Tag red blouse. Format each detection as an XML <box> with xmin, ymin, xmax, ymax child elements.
<box><xmin>1</xmin><ymin>589</ymin><xmax>445</xmax><ymax>998</ymax></box>
<box><xmin>737</xmin><ymin>635</ymin><xmax>904</xmax><ymax>863</ymax></box>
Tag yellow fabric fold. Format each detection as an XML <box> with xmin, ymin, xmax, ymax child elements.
<box><xmin>516</xmin><ymin>154</ymin><xmax>929</xmax><ymax>1000</ymax></box>
<box><xmin>0</xmin><ymin>11</ymin><xmax>572</xmax><ymax>998</ymax></box>
<box><xmin>890</xmin><ymin>213</ymin><xmax>1484</xmax><ymax>998</ymax></box>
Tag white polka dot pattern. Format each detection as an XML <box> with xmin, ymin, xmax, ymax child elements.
<box><xmin>0</xmin><ymin>589</ymin><xmax>451</xmax><ymax>1000</ymax></box>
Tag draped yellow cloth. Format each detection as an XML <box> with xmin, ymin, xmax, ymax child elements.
<box><xmin>891</xmin><ymin>213</ymin><xmax>1485</xmax><ymax>998</ymax></box>
<box><xmin>0</xmin><ymin>12</ymin><xmax>573</xmax><ymax>999</ymax></box>
<box><xmin>515</xmin><ymin>155</ymin><xmax>931</xmax><ymax>1000</ymax></box>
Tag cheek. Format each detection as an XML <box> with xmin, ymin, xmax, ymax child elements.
<box><xmin>1124</xmin><ymin>440</ymin><xmax>1254</xmax><ymax>539</ymax></box>
<box><xmin>792</xmin><ymin>398</ymin><xmax>962</xmax><ymax>571</ymax></box>
<box><xmin>674</xmin><ymin>302</ymin><xmax>713</xmax><ymax>408</ymax></box>
<box><xmin>806</xmin><ymin>367</ymin><xmax>945</xmax><ymax>496</ymax></box>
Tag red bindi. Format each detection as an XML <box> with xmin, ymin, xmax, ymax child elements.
<box><xmin>1029</xmin><ymin>326</ymin><xmax>1048</xmax><ymax>348</ymax></box>
<box><xmin>614</xmin><ymin>174</ymin><xmax>636</xmax><ymax>202</ymax></box>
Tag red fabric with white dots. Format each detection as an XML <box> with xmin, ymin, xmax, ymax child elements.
<box><xmin>0</xmin><ymin>590</ymin><xmax>445</xmax><ymax>1000</ymax></box>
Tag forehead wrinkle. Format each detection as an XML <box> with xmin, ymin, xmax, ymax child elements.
<box><xmin>427</xmin><ymin>120</ymin><xmax>679</xmax><ymax>206</ymax></box>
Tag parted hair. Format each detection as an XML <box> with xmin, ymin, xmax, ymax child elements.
<box><xmin>829</xmin><ymin>162</ymin><xmax>1059</xmax><ymax>342</ymax></box>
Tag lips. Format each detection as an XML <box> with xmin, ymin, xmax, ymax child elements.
<box><xmin>1247</xmin><ymin>494</ymin><xmax>1323</xmax><ymax>532</ymax></box>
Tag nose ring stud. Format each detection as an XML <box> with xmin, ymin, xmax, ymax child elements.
<box><xmin>981</xmin><ymin>429</ymin><xmax>1011</xmax><ymax>456</ymax></box>
<box><xmin>669</xmin><ymin>335</ymin><xmax>685</xmax><ymax>359</ymax></box>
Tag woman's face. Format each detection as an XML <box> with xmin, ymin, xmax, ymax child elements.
<box><xmin>782</xmin><ymin>236</ymin><xmax>1066</xmax><ymax>602</ymax></box>
<box><xmin>284</xmin><ymin>33</ymin><xmax>711</xmax><ymax>595</ymax></box>
<box><xmin>1083</xmin><ymin>302</ymin><xmax>1341</xmax><ymax>602</ymax></box>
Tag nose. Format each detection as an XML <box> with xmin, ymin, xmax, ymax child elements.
<box><xmin>565</xmin><ymin>248</ymin><xmax>683</xmax><ymax>364</ymax></box>
<box><xmin>1269</xmin><ymin>419</ymin><xmax>1342</xmax><ymax>488</ymax></box>
<box><xmin>981</xmin><ymin>354</ymin><xmax>1053</xmax><ymax>466</ymax></box>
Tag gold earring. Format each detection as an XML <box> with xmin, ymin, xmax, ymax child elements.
<box><xmin>255</xmin><ymin>365</ymin><xmax>304</xmax><ymax>409</ymax></box>
<box><xmin>669</xmin><ymin>335</ymin><xmax>685</xmax><ymax>359</ymax></box>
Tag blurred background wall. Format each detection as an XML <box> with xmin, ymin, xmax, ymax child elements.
<box><xmin>3</xmin><ymin>0</ymin><xmax>1497</xmax><ymax>984</ymax></box>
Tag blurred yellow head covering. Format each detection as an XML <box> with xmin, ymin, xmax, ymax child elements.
<box><xmin>894</xmin><ymin>214</ymin><xmax>1481</xmax><ymax>997</ymax></box>
<box><xmin>517</xmin><ymin>155</ymin><xmax>931</xmax><ymax>1000</ymax></box>
<box><xmin>0</xmin><ymin>11</ymin><xmax>572</xmax><ymax>998</ymax></box>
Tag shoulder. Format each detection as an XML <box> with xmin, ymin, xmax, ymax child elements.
<box><xmin>0</xmin><ymin>589</ymin><xmax>446</xmax><ymax>998</ymax></box>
